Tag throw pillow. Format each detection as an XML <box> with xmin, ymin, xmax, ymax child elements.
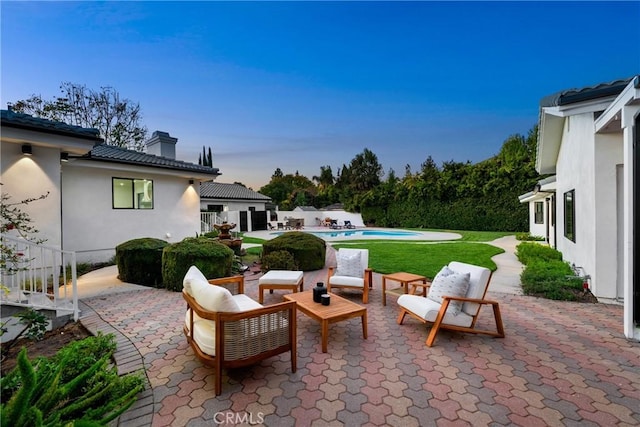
<box><xmin>427</xmin><ymin>271</ymin><xmax>471</xmax><ymax>315</ymax></box>
<box><xmin>192</xmin><ymin>278</ymin><xmax>240</xmax><ymax>312</ymax></box>
<box><xmin>183</xmin><ymin>265</ymin><xmax>208</xmax><ymax>296</ymax></box>
<box><xmin>336</xmin><ymin>251</ymin><xmax>363</xmax><ymax>278</ymax></box>
<box><xmin>433</xmin><ymin>265</ymin><xmax>455</xmax><ymax>281</ymax></box>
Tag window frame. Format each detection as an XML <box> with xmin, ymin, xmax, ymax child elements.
<box><xmin>564</xmin><ymin>189</ymin><xmax>575</xmax><ymax>242</ymax></box>
<box><xmin>112</xmin><ymin>177</ymin><xmax>154</xmax><ymax>210</ymax></box>
<box><xmin>534</xmin><ymin>201</ymin><xmax>544</xmax><ymax>224</ymax></box>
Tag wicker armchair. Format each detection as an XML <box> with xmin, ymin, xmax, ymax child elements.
<box><xmin>182</xmin><ymin>267</ymin><xmax>297</xmax><ymax>396</ymax></box>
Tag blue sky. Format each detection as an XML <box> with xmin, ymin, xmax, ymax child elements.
<box><xmin>2</xmin><ymin>1</ymin><xmax>638</xmax><ymax>189</ymax></box>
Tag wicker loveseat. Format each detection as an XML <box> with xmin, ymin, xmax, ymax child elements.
<box><xmin>182</xmin><ymin>266</ymin><xmax>297</xmax><ymax>395</ymax></box>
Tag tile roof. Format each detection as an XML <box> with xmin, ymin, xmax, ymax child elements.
<box><xmin>85</xmin><ymin>144</ymin><xmax>220</xmax><ymax>175</ymax></box>
<box><xmin>1</xmin><ymin>108</ymin><xmax>103</xmax><ymax>141</ymax></box>
<box><xmin>200</xmin><ymin>182</ymin><xmax>271</xmax><ymax>201</ymax></box>
<box><xmin>540</xmin><ymin>75</ymin><xmax>637</xmax><ymax>107</ymax></box>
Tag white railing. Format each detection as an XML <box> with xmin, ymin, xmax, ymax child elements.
<box><xmin>201</xmin><ymin>212</ymin><xmax>226</xmax><ymax>234</ymax></box>
<box><xmin>0</xmin><ymin>234</ymin><xmax>79</xmax><ymax>321</ymax></box>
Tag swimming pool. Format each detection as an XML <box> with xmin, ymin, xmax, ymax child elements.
<box><xmin>272</xmin><ymin>229</ymin><xmax>422</xmax><ymax>239</ymax></box>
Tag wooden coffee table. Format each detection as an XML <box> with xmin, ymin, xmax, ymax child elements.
<box><xmin>284</xmin><ymin>291</ymin><xmax>367</xmax><ymax>353</ymax></box>
<box><xmin>382</xmin><ymin>272</ymin><xmax>429</xmax><ymax>306</ymax></box>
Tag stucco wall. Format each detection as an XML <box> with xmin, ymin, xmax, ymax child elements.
<box><xmin>1</xmin><ymin>143</ymin><xmax>63</xmax><ymax>248</ymax></box>
<box><xmin>593</xmin><ymin>133</ymin><xmax>623</xmax><ymax>298</ymax></box>
<box><xmin>62</xmin><ymin>164</ymin><xmax>201</xmax><ymax>263</ymax></box>
<box><xmin>554</xmin><ymin>113</ymin><xmax>622</xmax><ymax>298</ymax></box>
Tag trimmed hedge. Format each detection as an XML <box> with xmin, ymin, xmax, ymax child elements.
<box><xmin>115</xmin><ymin>238</ymin><xmax>169</xmax><ymax>287</ymax></box>
<box><xmin>262</xmin><ymin>231</ymin><xmax>326</xmax><ymax>271</ymax></box>
<box><xmin>162</xmin><ymin>237</ymin><xmax>234</xmax><ymax>291</ymax></box>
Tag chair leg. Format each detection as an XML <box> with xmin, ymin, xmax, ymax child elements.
<box><xmin>363</xmin><ymin>286</ymin><xmax>369</xmax><ymax>304</ymax></box>
<box><xmin>396</xmin><ymin>309</ymin><xmax>407</xmax><ymax>324</ymax></box>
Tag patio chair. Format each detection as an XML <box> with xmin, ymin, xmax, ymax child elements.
<box><xmin>326</xmin><ymin>248</ymin><xmax>373</xmax><ymax>303</ymax></box>
<box><xmin>330</xmin><ymin>219</ymin><xmax>342</xmax><ymax>229</ymax></box>
<box><xmin>182</xmin><ymin>266</ymin><xmax>297</xmax><ymax>395</ymax></box>
<box><xmin>277</xmin><ymin>222</ymin><xmax>285</xmax><ymax>230</ymax></box>
<box><xmin>343</xmin><ymin>220</ymin><xmax>356</xmax><ymax>229</ymax></box>
<box><xmin>396</xmin><ymin>261</ymin><xmax>505</xmax><ymax>347</ymax></box>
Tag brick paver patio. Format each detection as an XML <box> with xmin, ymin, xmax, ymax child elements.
<box><xmin>80</xmin><ymin>249</ymin><xmax>640</xmax><ymax>426</ymax></box>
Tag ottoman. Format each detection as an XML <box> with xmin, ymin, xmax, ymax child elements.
<box><xmin>258</xmin><ymin>270</ymin><xmax>304</xmax><ymax>304</ymax></box>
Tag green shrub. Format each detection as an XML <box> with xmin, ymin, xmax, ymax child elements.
<box><xmin>515</xmin><ymin>242</ymin><xmax>562</xmax><ymax>265</ymax></box>
<box><xmin>115</xmin><ymin>238</ymin><xmax>169</xmax><ymax>287</ymax></box>
<box><xmin>161</xmin><ymin>237</ymin><xmax>234</xmax><ymax>291</ymax></box>
<box><xmin>261</xmin><ymin>231</ymin><xmax>326</xmax><ymax>271</ymax></box>
<box><xmin>515</xmin><ymin>232</ymin><xmax>546</xmax><ymax>242</ymax></box>
<box><xmin>261</xmin><ymin>250</ymin><xmax>297</xmax><ymax>272</ymax></box>
<box><xmin>520</xmin><ymin>259</ymin><xmax>583</xmax><ymax>300</ymax></box>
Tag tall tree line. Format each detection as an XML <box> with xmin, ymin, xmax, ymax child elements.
<box><xmin>260</xmin><ymin>127</ymin><xmax>541</xmax><ymax>231</ymax></box>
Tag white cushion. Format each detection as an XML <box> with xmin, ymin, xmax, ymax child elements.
<box><xmin>234</xmin><ymin>294</ymin><xmax>263</xmax><ymax>311</ymax></box>
<box><xmin>329</xmin><ymin>275</ymin><xmax>365</xmax><ymax>288</ymax></box>
<box><xmin>448</xmin><ymin>262</ymin><xmax>491</xmax><ymax>316</ymax></box>
<box><xmin>185</xmin><ymin>311</ymin><xmax>216</xmax><ymax>356</ymax></box>
<box><xmin>427</xmin><ymin>271</ymin><xmax>470</xmax><ymax>315</ymax></box>
<box><xmin>191</xmin><ymin>276</ymin><xmax>241</xmax><ymax>312</ymax></box>
<box><xmin>398</xmin><ymin>294</ymin><xmax>474</xmax><ymax>328</ymax></box>
<box><xmin>259</xmin><ymin>270</ymin><xmax>303</xmax><ymax>285</ymax></box>
<box><xmin>336</xmin><ymin>251</ymin><xmax>363</xmax><ymax>278</ymax></box>
<box><xmin>183</xmin><ymin>265</ymin><xmax>208</xmax><ymax>296</ymax></box>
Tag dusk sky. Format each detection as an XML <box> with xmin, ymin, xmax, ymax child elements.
<box><xmin>2</xmin><ymin>1</ymin><xmax>638</xmax><ymax>190</ymax></box>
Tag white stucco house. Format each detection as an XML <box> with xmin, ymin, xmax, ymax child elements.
<box><xmin>1</xmin><ymin>109</ymin><xmax>220</xmax><ymax>263</ymax></box>
<box><xmin>519</xmin><ymin>75</ymin><xmax>639</xmax><ymax>341</ymax></box>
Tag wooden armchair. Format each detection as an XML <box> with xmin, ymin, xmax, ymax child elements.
<box><xmin>327</xmin><ymin>248</ymin><xmax>373</xmax><ymax>303</ymax></box>
<box><xmin>396</xmin><ymin>261</ymin><xmax>505</xmax><ymax>347</ymax></box>
<box><xmin>182</xmin><ymin>267</ymin><xmax>297</xmax><ymax>395</ymax></box>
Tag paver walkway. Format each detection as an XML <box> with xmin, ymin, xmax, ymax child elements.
<box><xmin>78</xmin><ymin>239</ymin><xmax>640</xmax><ymax>426</ymax></box>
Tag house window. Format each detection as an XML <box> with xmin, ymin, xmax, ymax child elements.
<box><xmin>113</xmin><ymin>178</ymin><xmax>153</xmax><ymax>209</ymax></box>
<box><xmin>534</xmin><ymin>201</ymin><xmax>544</xmax><ymax>224</ymax></box>
<box><xmin>564</xmin><ymin>190</ymin><xmax>575</xmax><ymax>242</ymax></box>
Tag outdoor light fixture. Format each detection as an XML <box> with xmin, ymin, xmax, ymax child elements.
<box><xmin>60</xmin><ymin>152</ymin><xmax>69</xmax><ymax>162</ymax></box>
<box><xmin>21</xmin><ymin>144</ymin><xmax>33</xmax><ymax>155</ymax></box>
<box><xmin>189</xmin><ymin>179</ymin><xmax>195</xmax><ymax>185</ymax></box>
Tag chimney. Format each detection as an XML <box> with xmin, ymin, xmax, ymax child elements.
<box><xmin>146</xmin><ymin>131</ymin><xmax>177</xmax><ymax>159</ymax></box>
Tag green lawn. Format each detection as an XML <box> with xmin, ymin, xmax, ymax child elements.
<box><xmin>241</xmin><ymin>228</ymin><xmax>511</xmax><ymax>278</ymax></box>
<box><xmin>332</xmin><ymin>242</ymin><xmax>504</xmax><ymax>278</ymax></box>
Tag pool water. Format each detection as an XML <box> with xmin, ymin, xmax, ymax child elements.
<box><xmin>272</xmin><ymin>229</ymin><xmax>420</xmax><ymax>238</ymax></box>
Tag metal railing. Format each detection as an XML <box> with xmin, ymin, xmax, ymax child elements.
<box><xmin>1</xmin><ymin>234</ymin><xmax>79</xmax><ymax>321</ymax></box>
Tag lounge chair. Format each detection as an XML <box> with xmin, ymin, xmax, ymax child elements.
<box><xmin>396</xmin><ymin>261</ymin><xmax>505</xmax><ymax>346</ymax></box>
<box><xmin>277</xmin><ymin>222</ymin><xmax>284</xmax><ymax>230</ymax></box>
<box><xmin>344</xmin><ymin>220</ymin><xmax>356</xmax><ymax>229</ymax></box>
<box><xmin>182</xmin><ymin>266</ymin><xmax>297</xmax><ymax>395</ymax></box>
<box><xmin>330</xmin><ymin>219</ymin><xmax>341</xmax><ymax>229</ymax></box>
<box><xmin>327</xmin><ymin>248</ymin><xmax>373</xmax><ymax>303</ymax></box>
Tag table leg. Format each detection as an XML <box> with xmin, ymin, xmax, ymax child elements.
<box><xmin>259</xmin><ymin>288</ymin><xmax>264</xmax><ymax>304</ymax></box>
<box><xmin>362</xmin><ymin>311</ymin><xmax>368</xmax><ymax>339</ymax></box>
<box><xmin>382</xmin><ymin>277</ymin><xmax>387</xmax><ymax>306</ymax></box>
<box><xmin>321</xmin><ymin>320</ymin><xmax>329</xmax><ymax>353</ymax></box>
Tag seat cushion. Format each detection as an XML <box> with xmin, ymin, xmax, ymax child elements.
<box><xmin>427</xmin><ymin>271</ymin><xmax>470</xmax><ymax>315</ymax></box>
<box><xmin>183</xmin><ymin>265</ymin><xmax>208</xmax><ymax>296</ymax></box>
<box><xmin>191</xmin><ymin>276</ymin><xmax>241</xmax><ymax>312</ymax></box>
<box><xmin>329</xmin><ymin>275</ymin><xmax>365</xmax><ymax>288</ymax></box>
<box><xmin>336</xmin><ymin>251</ymin><xmax>363</xmax><ymax>278</ymax></box>
<box><xmin>259</xmin><ymin>270</ymin><xmax>303</xmax><ymax>285</ymax></box>
<box><xmin>398</xmin><ymin>294</ymin><xmax>474</xmax><ymax>328</ymax></box>
<box><xmin>185</xmin><ymin>311</ymin><xmax>216</xmax><ymax>356</ymax></box>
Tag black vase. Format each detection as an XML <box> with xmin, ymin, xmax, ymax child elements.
<box><xmin>313</xmin><ymin>282</ymin><xmax>326</xmax><ymax>303</ymax></box>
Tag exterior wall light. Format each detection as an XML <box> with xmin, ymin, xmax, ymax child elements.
<box><xmin>60</xmin><ymin>152</ymin><xmax>69</xmax><ymax>162</ymax></box>
<box><xmin>21</xmin><ymin>144</ymin><xmax>33</xmax><ymax>155</ymax></box>
<box><xmin>189</xmin><ymin>179</ymin><xmax>195</xmax><ymax>185</ymax></box>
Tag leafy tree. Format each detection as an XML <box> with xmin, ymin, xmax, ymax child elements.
<box><xmin>10</xmin><ymin>82</ymin><xmax>148</xmax><ymax>151</ymax></box>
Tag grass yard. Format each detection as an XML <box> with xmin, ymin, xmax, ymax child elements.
<box><xmin>242</xmin><ymin>228</ymin><xmax>509</xmax><ymax>278</ymax></box>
